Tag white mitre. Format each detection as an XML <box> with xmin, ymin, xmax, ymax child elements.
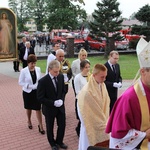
<box><xmin>136</xmin><ymin>38</ymin><xmax>150</xmax><ymax>68</ymax></box>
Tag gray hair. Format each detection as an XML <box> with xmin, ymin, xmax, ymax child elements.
<box><xmin>48</xmin><ymin>60</ymin><xmax>60</xmax><ymax>70</ymax></box>
<box><xmin>56</xmin><ymin>49</ymin><xmax>64</xmax><ymax>55</ymax></box>
<box><xmin>25</xmin><ymin>41</ymin><xmax>30</xmax><ymax>46</ymax></box>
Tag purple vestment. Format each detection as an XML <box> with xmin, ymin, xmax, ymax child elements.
<box><xmin>106</xmin><ymin>82</ymin><xmax>150</xmax><ymax>139</ymax></box>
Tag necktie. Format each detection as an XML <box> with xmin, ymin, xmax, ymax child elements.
<box><xmin>112</xmin><ymin>65</ymin><xmax>116</xmax><ymax>73</ymax></box>
<box><xmin>53</xmin><ymin>77</ymin><xmax>58</xmax><ymax>92</ymax></box>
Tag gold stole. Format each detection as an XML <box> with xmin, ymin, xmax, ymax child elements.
<box><xmin>134</xmin><ymin>80</ymin><xmax>150</xmax><ymax>150</ymax></box>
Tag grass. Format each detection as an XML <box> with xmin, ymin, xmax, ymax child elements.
<box><xmin>36</xmin><ymin>53</ymin><xmax>139</xmax><ymax>80</ymax></box>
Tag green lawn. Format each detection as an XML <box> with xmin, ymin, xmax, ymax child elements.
<box><xmin>36</xmin><ymin>53</ymin><xmax>139</xmax><ymax>80</ymax></box>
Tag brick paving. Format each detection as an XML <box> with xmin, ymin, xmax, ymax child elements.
<box><xmin>0</xmin><ymin>61</ymin><xmax>131</xmax><ymax>150</ymax></box>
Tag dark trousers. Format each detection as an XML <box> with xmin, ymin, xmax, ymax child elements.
<box><xmin>22</xmin><ymin>60</ymin><xmax>27</xmax><ymax>68</ymax></box>
<box><xmin>75</xmin><ymin>98</ymin><xmax>81</xmax><ymax>136</ymax></box>
<box><xmin>64</xmin><ymin>84</ymin><xmax>68</xmax><ymax>95</ymax></box>
<box><xmin>72</xmin><ymin>79</ymin><xmax>76</xmax><ymax>96</ymax></box>
<box><xmin>44</xmin><ymin>110</ymin><xmax>66</xmax><ymax>147</ymax></box>
<box><xmin>13</xmin><ymin>61</ymin><xmax>19</xmax><ymax>71</ymax></box>
<box><xmin>72</xmin><ymin>80</ymin><xmax>81</xmax><ymax>136</ymax></box>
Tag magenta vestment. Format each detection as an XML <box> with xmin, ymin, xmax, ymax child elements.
<box><xmin>106</xmin><ymin>82</ymin><xmax>150</xmax><ymax>139</ymax></box>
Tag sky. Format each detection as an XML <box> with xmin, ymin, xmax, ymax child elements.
<box><xmin>0</xmin><ymin>0</ymin><xmax>150</xmax><ymax>18</ymax></box>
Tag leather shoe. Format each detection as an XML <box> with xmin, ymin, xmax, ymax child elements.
<box><xmin>51</xmin><ymin>146</ymin><xmax>58</xmax><ymax>150</ymax></box>
<box><xmin>28</xmin><ymin>125</ymin><xmax>33</xmax><ymax>129</ymax></box>
<box><xmin>57</xmin><ymin>143</ymin><xmax>68</xmax><ymax>149</ymax></box>
<box><xmin>75</xmin><ymin>127</ymin><xmax>80</xmax><ymax>137</ymax></box>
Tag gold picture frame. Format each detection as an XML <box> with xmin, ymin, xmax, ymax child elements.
<box><xmin>0</xmin><ymin>7</ymin><xmax>17</xmax><ymax>61</ymax></box>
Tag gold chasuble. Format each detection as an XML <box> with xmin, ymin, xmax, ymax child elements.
<box><xmin>78</xmin><ymin>75</ymin><xmax>110</xmax><ymax>146</ymax></box>
<box><xmin>134</xmin><ymin>79</ymin><xmax>150</xmax><ymax>150</ymax></box>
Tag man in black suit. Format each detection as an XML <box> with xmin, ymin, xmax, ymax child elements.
<box><xmin>13</xmin><ymin>42</ymin><xmax>20</xmax><ymax>72</ymax></box>
<box><xmin>19</xmin><ymin>36</ymin><xmax>26</xmax><ymax>51</ymax></box>
<box><xmin>37</xmin><ymin>60</ymin><xmax>68</xmax><ymax>150</ymax></box>
<box><xmin>104</xmin><ymin>50</ymin><xmax>122</xmax><ymax>113</ymax></box>
<box><xmin>45</xmin><ymin>34</ymin><xmax>50</xmax><ymax>46</ymax></box>
<box><xmin>30</xmin><ymin>36</ymin><xmax>36</xmax><ymax>49</ymax></box>
<box><xmin>19</xmin><ymin>41</ymin><xmax>35</xmax><ymax>68</ymax></box>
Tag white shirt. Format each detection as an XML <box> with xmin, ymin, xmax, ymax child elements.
<box><xmin>45</xmin><ymin>53</ymin><xmax>56</xmax><ymax>74</ymax></box>
<box><xmin>23</xmin><ymin>48</ymin><xmax>28</xmax><ymax>60</ymax></box>
<box><xmin>74</xmin><ymin>73</ymin><xmax>88</xmax><ymax>95</ymax></box>
<box><xmin>108</xmin><ymin>60</ymin><xmax>115</xmax><ymax>71</ymax></box>
<box><xmin>71</xmin><ymin>59</ymin><xmax>81</xmax><ymax>79</ymax></box>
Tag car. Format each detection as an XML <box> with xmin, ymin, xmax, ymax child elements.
<box><xmin>61</xmin><ymin>37</ymin><xmax>85</xmax><ymax>52</ymax></box>
<box><xmin>50</xmin><ymin>29</ymin><xmax>69</xmax><ymax>43</ymax></box>
<box><xmin>86</xmin><ymin>36</ymin><xmax>105</xmax><ymax>51</ymax></box>
<box><xmin>115</xmin><ymin>40</ymin><xmax>129</xmax><ymax>50</ymax></box>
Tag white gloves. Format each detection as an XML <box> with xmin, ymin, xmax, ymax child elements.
<box><xmin>54</xmin><ymin>99</ymin><xmax>63</xmax><ymax>107</ymax></box>
<box><xmin>118</xmin><ymin>82</ymin><xmax>122</xmax><ymax>88</ymax></box>
<box><xmin>113</xmin><ymin>82</ymin><xmax>122</xmax><ymax>88</ymax></box>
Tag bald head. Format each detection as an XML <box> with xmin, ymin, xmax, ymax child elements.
<box><xmin>56</xmin><ymin>49</ymin><xmax>65</xmax><ymax>62</ymax></box>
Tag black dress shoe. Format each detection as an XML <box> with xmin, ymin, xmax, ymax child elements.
<box><xmin>57</xmin><ymin>143</ymin><xmax>68</xmax><ymax>149</ymax></box>
<box><xmin>51</xmin><ymin>146</ymin><xmax>58</xmax><ymax>150</ymax></box>
<box><xmin>75</xmin><ymin>127</ymin><xmax>80</xmax><ymax>137</ymax></box>
<box><xmin>28</xmin><ymin>125</ymin><xmax>33</xmax><ymax>129</ymax></box>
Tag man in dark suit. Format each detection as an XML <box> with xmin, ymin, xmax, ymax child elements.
<box><xmin>104</xmin><ymin>50</ymin><xmax>122</xmax><ymax>113</ymax></box>
<box><xmin>45</xmin><ymin>34</ymin><xmax>50</xmax><ymax>46</ymax></box>
<box><xmin>30</xmin><ymin>36</ymin><xmax>36</xmax><ymax>49</ymax></box>
<box><xmin>19</xmin><ymin>41</ymin><xmax>35</xmax><ymax>68</ymax></box>
<box><xmin>19</xmin><ymin>36</ymin><xmax>26</xmax><ymax>51</ymax></box>
<box><xmin>37</xmin><ymin>60</ymin><xmax>68</xmax><ymax>150</ymax></box>
<box><xmin>13</xmin><ymin>42</ymin><xmax>20</xmax><ymax>72</ymax></box>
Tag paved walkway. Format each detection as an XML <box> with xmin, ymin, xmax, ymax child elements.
<box><xmin>0</xmin><ymin>61</ymin><xmax>131</xmax><ymax>150</ymax></box>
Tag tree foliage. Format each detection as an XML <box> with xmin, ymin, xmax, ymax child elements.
<box><xmin>131</xmin><ymin>25</ymin><xmax>150</xmax><ymax>41</ymax></box>
<box><xmin>8</xmin><ymin>0</ymin><xmax>30</xmax><ymax>32</ymax></box>
<box><xmin>89</xmin><ymin>0</ymin><xmax>123</xmax><ymax>57</ymax></box>
<box><xmin>131</xmin><ymin>4</ymin><xmax>150</xmax><ymax>41</ymax></box>
<box><xmin>26</xmin><ymin>0</ymin><xmax>48</xmax><ymax>31</ymax></box>
<box><xmin>8</xmin><ymin>0</ymin><xmax>86</xmax><ymax>32</ymax></box>
<box><xmin>135</xmin><ymin>4</ymin><xmax>150</xmax><ymax>26</ymax></box>
<box><xmin>46</xmin><ymin>0</ymin><xmax>87</xmax><ymax>31</ymax></box>
<box><xmin>70</xmin><ymin>0</ymin><xmax>85</xmax><ymax>5</ymax></box>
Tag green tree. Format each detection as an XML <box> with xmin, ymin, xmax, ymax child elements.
<box><xmin>46</xmin><ymin>0</ymin><xmax>87</xmax><ymax>31</ymax></box>
<box><xmin>9</xmin><ymin>0</ymin><xmax>86</xmax><ymax>32</ymax></box>
<box><xmin>26</xmin><ymin>0</ymin><xmax>48</xmax><ymax>31</ymax></box>
<box><xmin>9</xmin><ymin>0</ymin><xmax>30</xmax><ymax>32</ymax></box>
<box><xmin>131</xmin><ymin>4</ymin><xmax>150</xmax><ymax>41</ymax></box>
<box><xmin>70</xmin><ymin>0</ymin><xmax>85</xmax><ymax>5</ymax></box>
<box><xmin>135</xmin><ymin>4</ymin><xmax>150</xmax><ymax>26</ymax></box>
<box><xmin>90</xmin><ymin>0</ymin><xmax>123</xmax><ymax>58</ymax></box>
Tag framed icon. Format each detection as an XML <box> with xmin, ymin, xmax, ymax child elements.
<box><xmin>0</xmin><ymin>8</ymin><xmax>17</xmax><ymax>61</ymax></box>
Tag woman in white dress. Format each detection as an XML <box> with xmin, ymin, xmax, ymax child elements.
<box><xmin>74</xmin><ymin>59</ymin><xmax>91</xmax><ymax>136</ymax></box>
